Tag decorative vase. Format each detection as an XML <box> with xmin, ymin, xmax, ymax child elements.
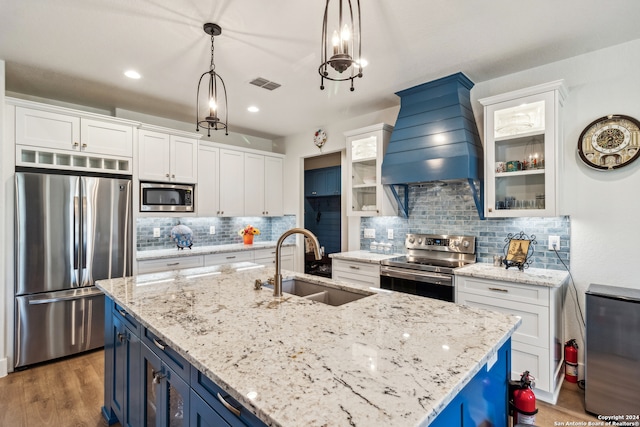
<box><xmin>243</xmin><ymin>234</ymin><xmax>254</xmax><ymax>245</ymax></box>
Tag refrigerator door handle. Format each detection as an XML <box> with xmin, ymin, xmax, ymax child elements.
<box><xmin>74</xmin><ymin>195</ymin><xmax>80</xmax><ymax>271</ymax></box>
<box><xmin>27</xmin><ymin>288</ymin><xmax>104</xmax><ymax>305</ymax></box>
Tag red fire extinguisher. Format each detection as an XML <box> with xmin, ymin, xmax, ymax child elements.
<box><xmin>509</xmin><ymin>371</ymin><xmax>538</xmax><ymax>425</ymax></box>
<box><xmin>565</xmin><ymin>339</ymin><xmax>579</xmax><ymax>383</ymax></box>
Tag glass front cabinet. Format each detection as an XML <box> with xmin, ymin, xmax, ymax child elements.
<box><xmin>345</xmin><ymin>123</ymin><xmax>397</xmax><ymax>216</ymax></box>
<box><xmin>480</xmin><ymin>81</ymin><xmax>567</xmax><ymax>218</ymax></box>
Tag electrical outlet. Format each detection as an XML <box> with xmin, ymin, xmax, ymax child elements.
<box><xmin>364</xmin><ymin>228</ymin><xmax>375</xmax><ymax>239</ymax></box>
<box><xmin>153</xmin><ymin>227</ymin><xmax>160</xmax><ymax>237</ymax></box>
<box><xmin>209</xmin><ymin>226</ymin><xmax>216</xmax><ymax>235</ymax></box>
<box><xmin>387</xmin><ymin>229</ymin><xmax>394</xmax><ymax>240</ymax></box>
<box><xmin>548</xmin><ymin>236</ymin><xmax>560</xmax><ymax>250</ymax></box>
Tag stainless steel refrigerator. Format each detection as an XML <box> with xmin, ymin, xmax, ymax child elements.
<box><xmin>585</xmin><ymin>283</ymin><xmax>640</xmax><ymax>415</ymax></box>
<box><xmin>14</xmin><ymin>170</ymin><xmax>132</xmax><ymax>368</ymax></box>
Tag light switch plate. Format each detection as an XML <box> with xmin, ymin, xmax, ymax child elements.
<box><xmin>364</xmin><ymin>228</ymin><xmax>375</xmax><ymax>239</ymax></box>
<box><xmin>209</xmin><ymin>226</ymin><xmax>216</xmax><ymax>235</ymax></box>
<box><xmin>387</xmin><ymin>229</ymin><xmax>394</xmax><ymax>240</ymax></box>
<box><xmin>153</xmin><ymin>227</ymin><xmax>160</xmax><ymax>237</ymax></box>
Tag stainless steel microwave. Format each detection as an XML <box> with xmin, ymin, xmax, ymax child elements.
<box><xmin>140</xmin><ymin>182</ymin><xmax>194</xmax><ymax>212</ymax></box>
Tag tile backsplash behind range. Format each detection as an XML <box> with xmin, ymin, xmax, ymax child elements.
<box><xmin>361</xmin><ymin>181</ymin><xmax>570</xmax><ymax>270</ymax></box>
<box><xmin>137</xmin><ymin>215</ymin><xmax>296</xmax><ymax>251</ymax></box>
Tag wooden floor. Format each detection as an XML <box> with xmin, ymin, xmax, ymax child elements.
<box><xmin>0</xmin><ymin>349</ymin><xmax>598</xmax><ymax>427</ymax></box>
<box><xmin>0</xmin><ymin>349</ymin><xmax>113</xmax><ymax>427</ymax></box>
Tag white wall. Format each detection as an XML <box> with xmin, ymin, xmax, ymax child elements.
<box><xmin>472</xmin><ymin>39</ymin><xmax>640</xmax><ymax>364</ymax></box>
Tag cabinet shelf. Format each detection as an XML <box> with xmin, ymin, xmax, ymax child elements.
<box><xmin>480</xmin><ymin>80</ymin><xmax>566</xmax><ymax>218</ymax></box>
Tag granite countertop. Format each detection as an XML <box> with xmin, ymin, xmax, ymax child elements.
<box><xmin>454</xmin><ymin>263</ymin><xmax>569</xmax><ymax>288</ymax></box>
<box><xmin>137</xmin><ymin>241</ymin><xmax>292</xmax><ymax>261</ymax></box>
<box><xmin>329</xmin><ymin>250</ymin><xmax>400</xmax><ymax>264</ymax></box>
<box><xmin>97</xmin><ymin>265</ymin><xmax>520</xmax><ymax>427</ymax></box>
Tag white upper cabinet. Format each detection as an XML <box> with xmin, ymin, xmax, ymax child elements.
<box><xmin>16</xmin><ymin>107</ymin><xmax>134</xmax><ymax>157</ymax></box>
<box><xmin>244</xmin><ymin>154</ymin><xmax>284</xmax><ymax>217</ymax></box>
<box><xmin>345</xmin><ymin>123</ymin><xmax>397</xmax><ymax>216</ymax></box>
<box><xmin>10</xmin><ymin>99</ymin><xmax>136</xmax><ymax>174</ymax></box>
<box><xmin>219</xmin><ymin>149</ymin><xmax>245</xmax><ymax>217</ymax></box>
<box><xmin>197</xmin><ymin>145</ymin><xmax>220</xmax><ymax>216</ymax></box>
<box><xmin>480</xmin><ymin>81</ymin><xmax>567</xmax><ymax>218</ymax></box>
<box><xmin>264</xmin><ymin>156</ymin><xmax>284</xmax><ymax>216</ymax></box>
<box><xmin>138</xmin><ymin>127</ymin><xmax>199</xmax><ymax>183</ymax></box>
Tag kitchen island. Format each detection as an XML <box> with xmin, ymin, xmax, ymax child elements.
<box><xmin>97</xmin><ymin>263</ymin><xmax>520</xmax><ymax>426</ymax></box>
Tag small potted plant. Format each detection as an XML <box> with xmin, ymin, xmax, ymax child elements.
<box><xmin>238</xmin><ymin>225</ymin><xmax>260</xmax><ymax>245</ymax></box>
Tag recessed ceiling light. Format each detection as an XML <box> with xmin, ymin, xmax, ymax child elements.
<box><xmin>124</xmin><ymin>70</ymin><xmax>141</xmax><ymax>79</ymax></box>
<box><xmin>247</xmin><ymin>106</ymin><xmax>260</xmax><ymax>113</ymax></box>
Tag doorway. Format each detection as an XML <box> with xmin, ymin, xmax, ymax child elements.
<box><xmin>304</xmin><ymin>152</ymin><xmax>342</xmax><ymax>277</ymax></box>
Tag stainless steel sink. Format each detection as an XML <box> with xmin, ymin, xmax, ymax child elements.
<box><xmin>266</xmin><ymin>279</ymin><xmax>373</xmax><ymax>306</ymax></box>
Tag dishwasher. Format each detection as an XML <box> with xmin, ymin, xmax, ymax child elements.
<box><xmin>585</xmin><ymin>283</ymin><xmax>640</xmax><ymax>416</ymax></box>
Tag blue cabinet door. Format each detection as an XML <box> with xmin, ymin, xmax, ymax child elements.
<box><xmin>141</xmin><ymin>343</ymin><xmax>191</xmax><ymax>427</ymax></box>
<box><xmin>325</xmin><ymin>166</ymin><xmax>341</xmax><ymax>195</ymax></box>
<box><xmin>190</xmin><ymin>391</ymin><xmax>232</xmax><ymax>427</ymax></box>
<box><xmin>103</xmin><ymin>298</ymin><xmax>141</xmax><ymax>427</ymax></box>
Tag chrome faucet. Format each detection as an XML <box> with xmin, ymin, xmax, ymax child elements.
<box><xmin>274</xmin><ymin>228</ymin><xmax>322</xmax><ymax>297</ymax></box>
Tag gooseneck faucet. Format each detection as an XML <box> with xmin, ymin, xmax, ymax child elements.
<box><xmin>274</xmin><ymin>228</ymin><xmax>322</xmax><ymax>297</ymax></box>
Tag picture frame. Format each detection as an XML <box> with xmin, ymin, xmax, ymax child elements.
<box><xmin>502</xmin><ymin>231</ymin><xmax>537</xmax><ymax>270</ymax></box>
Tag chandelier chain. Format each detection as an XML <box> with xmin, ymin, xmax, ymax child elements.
<box><xmin>210</xmin><ymin>35</ymin><xmax>216</xmax><ymax>72</ymax></box>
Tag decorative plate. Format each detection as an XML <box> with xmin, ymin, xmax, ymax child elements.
<box><xmin>314</xmin><ymin>129</ymin><xmax>327</xmax><ymax>148</ymax></box>
<box><xmin>578</xmin><ymin>114</ymin><xmax>640</xmax><ymax>170</ymax></box>
<box><xmin>171</xmin><ymin>224</ymin><xmax>193</xmax><ymax>249</ymax></box>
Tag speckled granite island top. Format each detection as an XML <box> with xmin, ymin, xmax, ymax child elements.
<box><xmin>96</xmin><ymin>264</ymin><xmax>520</xmax><ymax>426</ymax></box>
<box><xmin>454</xmin><ymin>263</ymin><xmax>569</xmax><ymax>288</ymax></box>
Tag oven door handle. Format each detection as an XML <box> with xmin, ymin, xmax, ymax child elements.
<box><xmin>380</xmin><ymin>266</ymin><xmax>453</xmax><ymax>286</ymax></box>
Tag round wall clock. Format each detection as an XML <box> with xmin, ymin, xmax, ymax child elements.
<box><xmin>578</xmin><ymin>114</ymin><xmax>640</xmax><ymax>170</ymax></box>
<box><xmin>313</xmin><ymin>129</ymin><xmax>327</xmax><ymax>148</ymax></box>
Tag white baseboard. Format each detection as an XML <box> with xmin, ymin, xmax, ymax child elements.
<box><xmin>0</xmin><ymin>357</ymin><xmax>8</xmax><ymax>378</ymax></box>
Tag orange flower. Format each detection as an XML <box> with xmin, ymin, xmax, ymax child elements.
<box><xmin>238</xmin><ymin>225</ymin><xmax>260</xmax><ymax>236</ymax></box>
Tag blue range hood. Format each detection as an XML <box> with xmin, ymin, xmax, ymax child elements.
<box><xmin>381</xmin><ymin>72</ymin><xmax>484</xmax><ymax>219</ymax></box>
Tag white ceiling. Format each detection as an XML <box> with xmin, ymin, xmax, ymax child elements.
<box><xmin>2</xmin><ymin>1</ymin><xmax>640</xmax><ymax>140</ymax></box>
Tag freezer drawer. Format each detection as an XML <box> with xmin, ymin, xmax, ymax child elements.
<box><xmin>15</xmin><ymin>287</ymin><xmax>105</xmax><ymax>368</ymax></box>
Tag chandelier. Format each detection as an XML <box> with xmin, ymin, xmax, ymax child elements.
<box><xmin>197</xmin><ymin>23</ymin><xmax>228</xmax><ymax>136</ymax></box>
<box><xmin>318</xmin><ymin>0</ymin><xmax>363</xmax><ymax>91</ymax></box>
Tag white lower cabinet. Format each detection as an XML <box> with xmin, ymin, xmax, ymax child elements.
<box><xmin>137</xmin><ymin>255</ymin><xmax>204</xmax><ymax>274</ymax></box>
<box><xmin>254</xmin><ymin>247</ymin><xmax>293</xmax><ymax>270</ymax></box>
<box><xmin>204</xmin><ymin>250</ymin><xmax>253</xmax><ymax>266</ymax></box>
<box><xmin>455</xmin><ymin>275</ymin><xmax>564</xmax><ymax>403</ymax></box>
<box><xmin>332</xmin><ymin>259</ymin><xmax>380</xmax><ymax>288</ymax></box>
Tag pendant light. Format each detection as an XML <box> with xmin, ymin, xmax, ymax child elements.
<box><xmin>197</xmin><ymin>23</ymin><xmax>228</xmax><ymax>136</ymax></box>
<box><xmin>318</xmin><ymin>0</ymin><xmax>363</xmax><ymax>91</ymax></box>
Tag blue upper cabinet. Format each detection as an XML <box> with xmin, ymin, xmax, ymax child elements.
<box><xmin>304</xmin><ymin>166</ymin><xmax>341</xmax><ymax>197</ymax></box>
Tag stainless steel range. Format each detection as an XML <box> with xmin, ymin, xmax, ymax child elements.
<box><xmin>380</xmin><ymin>233</ymin><xmax>476</xmax><ymax>302</ymax></box>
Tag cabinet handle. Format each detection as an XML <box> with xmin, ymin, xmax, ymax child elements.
<box><xmin>226</xmin><ymin>256</ymin><xmax>236</xmax><ymax>259</ymax></box>
<box><xmin>152</xmin><ymin>370</ymin><xmax>165</xmax><ymax>384</ymax></box>
<box><xmin>217</xmin><ymin>393</ymin><xmax>241</xmax><ymax>417</ymax></box>
<box><xmin>73</xmin><ymin>141</ymin><xmax>79</xmax><ymax>147</ymax></box>
<box><xmin>117</xmin><ymin>308</ymin><xmax>127</xmax><ymax>317</ymax></box>
<box><xmin>488</xmin><ymin>287</ymin><xmax>509</xmax><ymax>293</ymax></box>
<box><xmin>81</xmin><ymin>143</ymin><xmax>87</xmax><ymax>148</ymax></box>
<box><xmin>166</xmin><ymin>262</ymin><xmax>180</xmax><ymax>266</ymax></box>
<box><xmin>166</xmin><ymin>173</ymin><xmax>170</xmax><ymax>178</ymax></box>
<box><xmin>153</xmin><ymin>338</ymin><xmax>166</xmax><ymax>351</ymax></box>
<box><xmin>172</xmin><ymin>174</ymin><xmax>175</xmax><ymax>178</ymax></box>
<box><xmin>117</xmin><ymin>332</ymin><xmax>126</xmax><ymax>343</ymax></box>
<box><xmin>349</xmin><ymin>265</ymin><xmax>360</xmax><ymax>270</ymax></box>
<box><xmin>488</xmin><ymin>208</ymin><xmax>493</xmax><ymax>212</ymax></box>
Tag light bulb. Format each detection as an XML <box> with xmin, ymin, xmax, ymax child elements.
<box><xmin>341</xmin><ymin>24</ymin><xmax>351</xmax><ymax>41</ymax></box>
<box><xmin>209</xmin><ymin>98</ymin><xmax>217</xmax><ymax>111</ymax></box>
<box><xmin>332</xmin><ymin>30</ymin><xmax>340</xmax><ymax>55</ymax></box>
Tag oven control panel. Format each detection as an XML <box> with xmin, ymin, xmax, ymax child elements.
<box><xmin>405</xmin><ymin>234</ymin><xmax>475</xmax><ymax>254</ymax></box>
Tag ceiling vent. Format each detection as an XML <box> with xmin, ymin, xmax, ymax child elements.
<box><xmin>249</xmin><ymin>77</ymin><xmax>281</xmax><ymax>91</ymax></box>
